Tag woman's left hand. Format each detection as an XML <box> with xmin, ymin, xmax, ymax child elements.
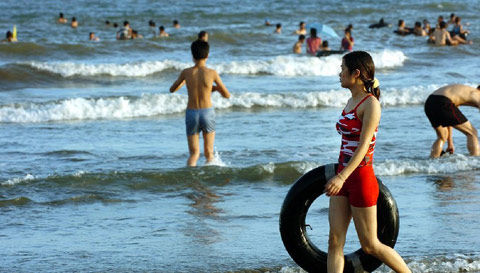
<box><xmin>324</xmin><ymin>175</ymin><xmax>345</xmax><ymax>196</ymax></box>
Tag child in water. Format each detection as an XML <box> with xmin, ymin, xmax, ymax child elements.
<box><xmin>169</xmin><ymin>40</ymin><xmax>231</xmax><ymax>166</ymax></box>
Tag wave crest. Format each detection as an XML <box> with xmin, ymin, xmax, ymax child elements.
<box><xmin>21</xmin><ymin>49</ymin><xmax>406</xmax><ymax>78</ymax></box>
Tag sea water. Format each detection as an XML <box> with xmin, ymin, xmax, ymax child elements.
<box><xmin>1</xmin><ymin>0</ymin><xmax>480</xmax><ymax>272</ymax></box>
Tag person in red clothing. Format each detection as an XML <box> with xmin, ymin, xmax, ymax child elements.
<box><xmin>306</xmin><ymin>28</ymin><xmax>322</xmax><ymax>55</ymax></box>
<box><xmin>340</xmin><ymin>28</ymin><xmax>354</xmax><ymax>51</ymax></box>
<box><xmin>324</xmin><ymin>51</ymin><xmax>411</xmax><ymax>273</ymax></box>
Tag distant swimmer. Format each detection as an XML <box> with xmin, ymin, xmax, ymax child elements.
<box><xmin>274</xmin><ymin>23</ymin><xmax>282</xmax><ymax>34</ymax></box>
<box><xmin>368</xmin><ymin>18</ymin><xmax>389</xmax><ymax>29</ymax></box>
<box><xmin>448</xmin><ymin>13</ymin><xmax>457</xmax><ymax>25</ymax></box>
<box><xmin>340</xmin><ymin>28</ymin><xmax>354</xmax><ymax>51</ymax></box>
<box><xmin>394</xmin><ymin>19</ymin><xmax>412</xmax><ymax>35</ymax></box>
<box><xmin>117</xmin><ymin>21</ymin><xmax>132</xmax><ymax>40</ymax></box>
<box><xmin>89</xmin><ymin>32</ymin><xmax>99</xmax><ymax>41</ymax></box>
<box><xmin>131</xmin><ymin>30</ymin><xmax>143</xmax><ymax>39</ymax></box>
<box><xmin>169</xmin><ymin>40</ymin><xmax>231</xmax><ymax>167</ymax></box>
<box><xmin>173</xmin><ymin>20</ymin><xmax>180</xmax><ymax>29</ymax></box>
<box><xmin>451</xmin><ymin>16</ymin><xmax>469</xmax><ymax>40</ymax></box>
<box><xmin>198</xmin><ymin>30</ymin><xmax>208</xmax><ymax>41</ymax></box>
<box><xmin>436</xmin><ymin>15</ymin><xmax>445</xmax><ymax>28</ymax></box>
<box><xmin>158</xmin><ymin>26</ymin><xmax>169</xmax><ymax>37</ymax></box>
<box><xmin>264</xmin><ymin>19</ymin><xmax>271</xmax><ymax>26</ymax></box>
<box><xmin>413</xmin><ymin>22</ymin><xmax>427</xmax><ymax>36</ymax></box>
<box><xmin>431</xmin><ymin>21</ymin><xmax>471</xmax><ymax>46</ymax></box>
<box><xmin>58</xmin><ymin>12</ymin><xmax>67</xmax><ymax>24</ymax></box>
<box><xmin>294</xmin><ymin>21</ymin><xmax>307</xmax><ymax>35</ymax></box>
<box><xmin>320</xmin><ymin>40</ymin><xmax>330</xmax><ymax>51</ymax></box>
<box><xmin>149</xmin><ymin>20</ymin><xmax>156</xmax><ymax>37</ymax></box>
<box><xmin>2</xmin><ymin>31</ymin><xmax>15</xmax><ymax>42</ymax></box>
<box><xmin>293</xmin><ymin>34</ymin><xmax>305</xmax><ymax>54</ymax></box>
<box><xmin>71</xmin><ymin>17</ymin><xmax>78</xmax><ymax>28</ymax></box>
<box><xmin>306</xmin><ymin>28</ymin><xmax>322</xmax><ymax>56</ymax></box>
<box><xmin>424</xmin><ymin>84</ymin><xmax>480</xmax><ymax>158</ymax></box>
<box><xmin>105</xmin><ymin>20</ymin><xmax>110</xmax><ymax>27</ymax></box>
<box><xmin>423</xmin><ymin>19</ymin><xmax>432</xmax><ymax>35</ymax></box>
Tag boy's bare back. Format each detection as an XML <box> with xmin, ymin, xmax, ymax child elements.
<box><xmin>433</xmin><ymin>84</ymin><xmax>480</xmax><ymax>107</ymax></box>
<box><xmin>170</xmin><ymin>62</ymin><xmax>229</xmax><ymax>109</ymax></box>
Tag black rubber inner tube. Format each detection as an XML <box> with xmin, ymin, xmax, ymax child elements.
<box><xmin>279</xmin><ymin>163</ymin><xmax>399</xmax><ymax>273</ymax></box>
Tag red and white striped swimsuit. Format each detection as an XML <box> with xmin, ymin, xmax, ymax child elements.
<box><xmin>334</xmin><ymin>94</ymin><xmax>379</xmax><ymax>207</ymax></box>
<box><xmin>336</xmin><ymin>95</ymin><xmax>377</xmax><ymax>168</ymax></box>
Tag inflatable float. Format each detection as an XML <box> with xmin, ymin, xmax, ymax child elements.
<box><xmin>279</xmin><ymin>163</ymin><xmax>399</xmax><ymax>273</ymax></box>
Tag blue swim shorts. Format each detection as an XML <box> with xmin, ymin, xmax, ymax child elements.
<box><xmin>185</xmin><ymin>107</ymin><xmax>216</xmax><ymax>136</ymax></box>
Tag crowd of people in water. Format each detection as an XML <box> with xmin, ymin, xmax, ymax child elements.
<box><xmin>287</xmin><ymin>12</ymin><xmax>473</xmax><ymax>57</ymax></box>
<box><xmin>2</xmin><ymin>12</ymin><xmax>474</xmax><ymax>52</ymax></box>
<box><xmin>391</xmin><ymin>13</ymin><xmax>472</xmax><ymax>46</ymax></box>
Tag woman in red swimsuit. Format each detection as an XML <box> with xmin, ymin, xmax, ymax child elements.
<box><xmin>324</xmin><ymin>51</ymin><xmax>411</xmax><ymax>273</ymax></box>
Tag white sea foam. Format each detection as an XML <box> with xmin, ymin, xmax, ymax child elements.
<box><xmin>0</xmin><ymin>84</ymin><xmax>441</xmax><ymax>123</ymax></box>
<box><xmin>374</xmin><ymin>154</ymin><xmax>480</xmax><ymax>176</ymax></box>
<box><xmin>2</xmin><ymin>174</ymin><xmax>35</xmax><ymax>186</ymax></box>
<box><xmin>25</xmin><ymin>49</ymin><xmax>406</xmax><ymax>77</ymax></box>
<box><xmin>204</xmin><ymin>150</ymin><xmax>227</xmax><ymax>167</ymax></box>
<box><xmin>279</xmin><ymin>254</ymin><xmax>480</xmax><ymax>273</ymax></box>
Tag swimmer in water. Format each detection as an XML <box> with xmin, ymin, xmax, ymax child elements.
<box><xmin>306</xmin><ymin>28</ymin><xmax>322</xmax><ymax>56</ymax></box>
<box><xmin>395</xmin><ymin>19</ymin><xmax>411</xmax><ymax>35</ymax></box>
<box><xmin>158</xmin><ymin>26</ymin><xmax>169</xmax><ymax>37</ymax></box>
<box><xmin>71</xmin><ymin>17</ymin><xmax>78</xmax><ymax>28</ymax></box>
<box><xmin>58</xmin><ymin>12</ymin><xmax>67</xmax><ymax>24</ymax></box>
<box><xmin>431</xmin><ymin>21</ymin><xmax>471</xmax><ymax>46</ymax></box>
<box><xmin>173</xmin><ymin>20</ymin><xmax>180</xmax><ymax>29</ymax></box>
<box><xmin>2</xmin><ymin>31</ymin><xmax>15</xmax><ymax>42</ymax></box>
<box><xmin>293</xmin><ymin>34</ymin><xmax>305</xmax><ymax>54</ymax></box>
<box><xmin>169</xmin><ymin>40</ymin><xmax>231</xmax><ymax>167</ymax></box>
<box><xmin>294</xmin><ymin>21</ymin><xmax>307</xmax><ymax>35</ymax></box>
<box><xmin>89</xmin><ymin>32</ymin><xmax>99</xmax><ymax>41</ymax></box>
<box><xmin>320</xmin><ymin>40</ymin><xmax>330</xmax><ymax>51</ymax></box>
<box><xmin>275</xmin><ymin>23</ymin><xmax>282</xmax><ymax>34</ymax></box>
<box><xmin>413</xmin><ymin>21</ymin><xmax>427</xmax><ymax>36</ymax></box>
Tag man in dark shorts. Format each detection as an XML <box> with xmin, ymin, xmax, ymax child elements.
<box><xmin>425</xmin><ymin>84</ymin><xmax>480</xmax><ymax>158</ymax></box>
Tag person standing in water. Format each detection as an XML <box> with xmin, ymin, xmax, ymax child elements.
<box><xmin>306</xmin><ymin>28</ymin><xmax>321</xmax><ymax>55</ymax></box>
<box><xmin>169</xmin><ymin>40</ymin><xmax>230</xmax><ymax>166</ymax></box>
<box><xmin>293</xmin><ymin>35</ymin><xmax>305</xmax><ymax>54</ymax></box>
<box><xmin>424</xmin><ymin>84</ymin><xmax>480</xmax><ymax>158</ymax></box>
<box><xmin>325</xmin><ymin>51</ymin><xmax>411</xmax><ymax>273</ymax></box>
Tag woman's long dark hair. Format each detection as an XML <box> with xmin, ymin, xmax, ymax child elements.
<box><xmin>343</xmin><ymin>51</ymin><xmax>380</xmax><ymax>99</ymax></box>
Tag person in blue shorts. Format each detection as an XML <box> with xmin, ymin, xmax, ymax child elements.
<box><xmin>170</xmin><ymin>40</ymin><xmax>230</xmax><ymax>166</ymax></box>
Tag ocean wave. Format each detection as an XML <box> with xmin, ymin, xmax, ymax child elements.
<box><xmin>3</xmin><ymin>155</ymin><xmax>479</xmax><ymax>188</ymax></box>
<box><xmin>0</xmin><ymin>85</ymin><xmax>438</xmax><ymax>123</ymax></box>
<box><xmin>375</xmin><ymin>154</ymin><xmax>480</xmax><ymax>176</ymax></box>
<box><xmin>19</xmin><ymin>49</ymin><xmax>405</xmax><ymax>78</ymax></box>
<box><xmin>0</xmin><ymin>195</ymin><xmax>132</xmax><ymax>207</ymax></box>
<box><xmin>2</xmin><ymin>174</ymin><xmax>35</xmax><ymax>186</ymax></box>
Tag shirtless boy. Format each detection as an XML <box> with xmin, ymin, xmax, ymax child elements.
<box><xmin>170</xmin><ymin>40</ymin><xmax>230</xmax><ymax>166</ymax></box>
<box><xmin>424</xmin><ymin>84</ymin><xmax>480</xmax><ymax>158</ymax></box>
<box><xmin>293</xmin><ymin>35</ymin><xmax>305</xmax><ymax>54</ymax></box>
